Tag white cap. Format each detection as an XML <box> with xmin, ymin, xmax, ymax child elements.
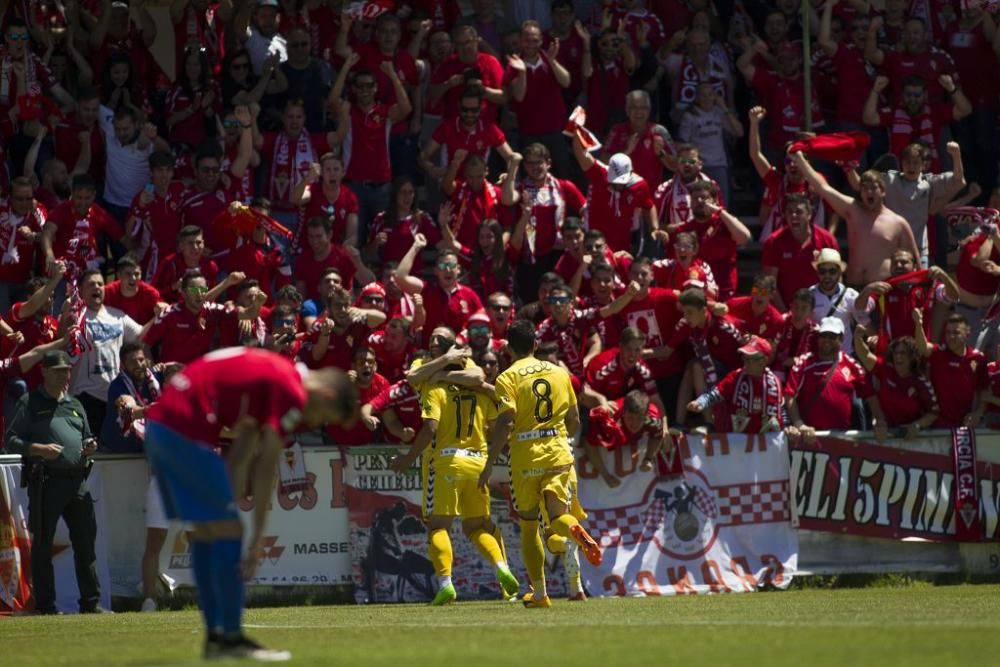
<box><xmin>607</xmin><ymin>153</ymin><xmax>634</xmax><ymax>186</ymax></box>
<box><xmin>818</xmin><ymin>316</ymin><xmax>845</xmax><ymax>336</ymax></box>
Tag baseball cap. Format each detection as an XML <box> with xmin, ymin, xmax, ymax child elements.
<box><xmin>814</xmin><ymin>248</ymin><xmax>846</xmax><ymax>271</ymax></box>
<box><xmin>738</xmin><ymin>335</ymin><xmax>773</xmax><ymax>358</ymax></box>
<box><xmin>607</xmin><ymin>153</ymin><xmax>634</xmax><ymax>186</ymax></box>
<box><xmin>467</xmin><ymin>311</ymin><xmax>491</xmax><ymax>326</ymax></box>
<box><xmin>818</xmin><ymin>316</ymin><xmax>846</xmax><ymax>336</ymax></box>
<box><xmin>42</xmin><ymin>350</ymin><xmax>73</xmax><ymax>369</ymax></box>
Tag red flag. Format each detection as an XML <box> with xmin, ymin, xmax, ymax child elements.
<box><xmin>0</xmin><ymin>476</ymin><xmax>33</xmax><ymax>614</ymax></box>
<box><xmin>562</xmin><ymin>106</ymin><xmax>602</xmax><ymax>151</ymax></box>
<box><xmin>211</xmin><ymin>202</ymin><xmax>293</xmax><ymax>247</ymax></box>
<box><xmin>875</xmin><ymin>268</ymin><xmax>934</xmax><ymax>354</ymax></box>
<box><xmin>343</xmin><ymin>0</ymin><xmax>395</xmax><ymax>20</ymax></box>
<box><xmin>788</xmin><ymin>132</ymin><xmax>870</xmax><ymax>163</ymax></box>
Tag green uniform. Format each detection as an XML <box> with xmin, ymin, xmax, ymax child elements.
<box><xmin>5</xmin><ymin>388</ymin><xmax>100</xmax><ymax>613</ymax></box>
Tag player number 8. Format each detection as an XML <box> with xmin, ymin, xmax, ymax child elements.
<box><xmin>532</xmin><ymin>379</ymin><xmax>552</xmax><ymax>422</ymax></box>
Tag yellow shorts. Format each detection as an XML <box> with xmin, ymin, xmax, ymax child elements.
<box><xmin>511</xmin><ymin>464</ymin><xmax>576</xmax><ymax>518</ymax></box>
<box><xmin>424</xmin><ymin>467</ymin><xmax>490</xmax><ymax>518</ymax></box>
<box><xmin>538</xmin><ymin>465</ymin><xmax>587</xmax><ymax>525</ymax></box>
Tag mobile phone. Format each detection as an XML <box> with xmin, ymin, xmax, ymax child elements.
<box><xmin>144</xmin><ymin>183</ymin><xmax>155</xmax><ymax>194</ymax></box>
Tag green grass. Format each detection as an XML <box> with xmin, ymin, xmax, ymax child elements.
<box><xmin>3</xmin><ymin>585</ymin><xmax>1000</xmax><ymax>666</ymax></box>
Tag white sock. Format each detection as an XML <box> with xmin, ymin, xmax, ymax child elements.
<box><xmin>496</xmin><ymin>560</ymin><xmax>509</xmax><ymax>572</ymax></box>
<box><xmin>565</xmin><ymin>543</ymin><xmax>581</xmax><ymax>594</ymax></box>
<box><xmin>438</xmin><ymin>575</ymin><xmax>452</xmax><ymax>589</ymax></box>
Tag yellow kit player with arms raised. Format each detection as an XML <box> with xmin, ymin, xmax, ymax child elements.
<box><xmin>479</xmin><ymin>320</ymin><xmax>602</xmax><ymax>608</ymax></box>
<box><xmin>391</xmin><ymin>335</ymin><xmax>520</xmax><ymax>605</ymax></box>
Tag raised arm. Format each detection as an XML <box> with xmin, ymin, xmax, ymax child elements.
<box><xmin>940</xmin><ymin>74</ymin><xmax>972</xmax><ymax>121</ymax></box>
<box><xmin>747</xmin><ymin>106</ymin><xmax>771</xmax><ymax>179</ymax></box>
<box><xmin>392</xmin><ymin>233</ymin><xmax>428</xmax><ymax>294</ymax></box>
<box><xmin>791</xmin><ymin>152</ymin><xmax>855</xmax><ymax>218</ymax></box>
<box><xmin>383</xmin><ymin>62</ymin><xmax>413</xmax><ymax>123</ymax></box>
<box><xmin>864</xmin><ymin>16</ymin><xmax>885</xmax><ymax>66</ymax></box>
<box><xmin>852</xmin><ymin>327</ymin><xmax>877</xmax><ymax>371</ymax></box>
<box><xmin>863</xmin><ymin>76</ymin><xmax>888</xmax><ymax>126</ymax></box>
<box><xmin>912</xmin><ymin>308</ymin><xmax>931</xmax><ymax>358</ymax></box>
<box><xmin>507</xmin><ymin>54</ymin><xmax>527</xmax><ymax>103</ymax></box>
<box><xmin>818</xmin><ymin>0</ymin><xmax>839</xmax><ymax>56</ymax></box>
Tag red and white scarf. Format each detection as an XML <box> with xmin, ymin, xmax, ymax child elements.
<box><xmin>730</xmin><ymin>368</ymin><xmax>783</xmax><ymax>432</ymax></box>
<box><xmin>656</xmin><ymin>175</ymin><xmax>701</xmax><ymax>226</ymax></box>
<box><xmin>0</xmin><ymin>207</ymin><xmax>24</xmax><ymax>265</ymax></box>
<box><xmin>119</xmin><ymin>368</ymin><xmax>162</xmax><ymax>439</ymax></box>
<box><xmin>0</xmin><ymin>53</ymin><xmax>39</xmax><ymax>106</ymax></box>
<box><xmin>952</xmin><ymin>427</ymin><xmax>981</xmax><ymax>541</ymax></box>
<box><xmin>890</xmin><ymin>106</ymin><xmax>938</xmax><ymax>161</ymax></box>
<box><xmin>674</xmin><ymin>54</ymin><xmax>727</xmax><ymax>107</ymax></box>
<box><xmin>65</xmin><ymin>284</ymin><xmax>92</xmax><ymax>357</ymax></box>
<box><xmin>521</xmin><ymin>174</ymin><xmax>565</xmax><ymax>259</ymax></box>
<box><xmin>269</xmin><ymin>131</ymin><xmax>318</xmax><ymax>204</ymax></box>
<box><xmin>451</xmin><ymin>180</ymin><xmax>497</xmax><ymax>240</ymax></box>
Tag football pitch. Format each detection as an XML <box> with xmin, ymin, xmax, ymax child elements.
<box><xmin>3</xmin><ymin>584</ymin><xmax>999</xmax><ymax>666</ymax></box>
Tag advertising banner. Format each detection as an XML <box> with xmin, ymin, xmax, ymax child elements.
<box><xmin>577</xmin><ymin>433</ymin><xmax>797</xmax><ymax>596</ymax></box>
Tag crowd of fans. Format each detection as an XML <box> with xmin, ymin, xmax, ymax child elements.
<box><xmin>0</xmin><ymin>0</ymin><xmax>998</xmax><ymax>478</ymax></box>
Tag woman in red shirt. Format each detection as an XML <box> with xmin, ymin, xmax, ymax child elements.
<box><xmin>441</xmin><ymin>216</ymin><xmax>514</xmax><ymax>300</ymax></box>
<box><xmin>166</xmin><ymin>46</ymin><xmax>220</xmax><ymax>149</ymax></box>
<box><xmin>854</xmin><ymin>333</ymin><xmax>939</xmax><ymax>438</ymax></box>
<box><xmin>366</xmin><ymin>176</ymin><xmax>440</xmax><ymax>271</ymax></box>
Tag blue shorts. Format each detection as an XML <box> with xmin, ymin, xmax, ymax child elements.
<box><xmin>144</xmin><ymin>421</ymin><xmax>238</xmax><ymax>523</ymax></box>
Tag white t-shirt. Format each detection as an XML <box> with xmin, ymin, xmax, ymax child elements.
<box><xmin>246</xmin><ymin>28</ymin><xmax>287</xmax><ymax>76</ymax></box>
<box><xmin>70</xmin><ymin>306</ymin><xmax>143</xmax><ymax>400</ymax></box>
<box><xmin>678</xmin><ymin>106</ymin><xmax>728</xmax><ymax>168</ymax></box>
<box><xmin>99</xmin><ymin>106</ymin><xmax>154</xmax><ymax>208</ymax></box>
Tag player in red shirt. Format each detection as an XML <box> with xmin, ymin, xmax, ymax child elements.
<box><xmin>393</xmin><ymin>234</ymin><xmax>484</xmax><ymax>347</ymax></box>
<box><xmin>762</xmin><ymin>193</ymin><xmax>840</xmax><ymax>309</ymax></box>
<box><xmin>144</xmin><ymin>348</ymin><xmax>355</xmax><ymax>660</ymax></box>
<box><xmin>572</xmin><ymin>133</ymin><xmax>661</xmax><ymax>254</ymax></box>
<box><xmin>688</xmin><ymin>336</ymin><xmax>785</xmax><ymax>434</ymax></box>
<box><xmin>854</xmin><ymin>333</ymin><xmax>939</xmax><ymax>439</ymax></box>
<box><xmin>142</xmin><ymin>271</ymin><xmax>265</xmax><ymax>364</ymax></box>
<box><xmin>428</xmin><ymin>24</ymin><xmax>507</xmax><ymax>123</ymax></box>
<box><xmin>152</xmin><ymin>226</ymin><xmax>220</xmax><ymax>304</ymax></box>
<box><xmin>291</xmin><ymin>153</ymin><xmax>360</xmax><ymax>253</ymax></box>
<box><xmin>293</xmin><ymin>216</ymin><xmax>373</xmax><ymax>300</ymax></box>
<box><xmin>304</xmin><ymin>286</ymin><xmax>387</xmax><ymax>371</ymax></box>
<box><xmin>327</xmin><ymin>346</ymin><xmax>391</xmax><ymax>446</ymax></box>
<box><xmin>785</xmin><ymin>316</ymin><xmax>879</xmax><ymax>437</ymax></box>
<box><xmin>915</xmin><ymin>310</ymin><xmax>988</xmax><ymax>428</ymax></box>
<box><xmin>103</xmin><ymin>255</ymin><xmax>164</xmax><ymax>326</ymax></box>
<box><xmin>585</xmin><ymin>390</ymin><xmax>665</xmax><ymax>488</ymax></box>
<box><xmin>420</xmin><ymin>86</ymin><xmax>512</xmax><ymax>180</ymax></box>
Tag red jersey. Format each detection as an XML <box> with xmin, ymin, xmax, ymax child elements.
<box><xmin>711</xmin><ymin>368</ymin><xmax>785</xmax><ymax>434</ymax></box>
<box><xmin>6</xmin><ymin>302</ymin><xmax>57</xmax><ymax>389</ymax></box>
<box><xmin>674</xmin><ymin>213</ymin><xmax>739</xmax><ymax>299</ymax></box>
<box><xmin>604</xmin><ymin>122</ymin><xmax>673</xmax><ymax>189</ymax></box>
<box><xmin>418</xmin><ymin>281</ymin><xmax>483</xmax><ymax>347</ymax></box>
<box><xmin>152</xmin><ymin>253</ymin><xmax>220</xmax><ymax>304</ymax></box>
<box><xmin>651</xmin><ymin>258</ymin><xmax>717</xmax><ymax>297</ymax></box>
<box><xmin>261</xmin><ymin>131</ymin><xmax>332</xmax><ymax>211</ymax></box>
<box><xmin>447</xmin><ymin>181</ymin><xmax>502</xmax><ymax>249</ymax></box>
<box><xmin>366</xmin><ymin>330</ymin><xmax>416</xmax><ymax>384</ymax></box>
<box><xmin>226</xmin><ymin>240</ymin><xmax>288</xmax><ymax>300</ymax></box>
<box><xmin>948</xmin><ymin>25</ymin><xmax>995</xmax><ymax>107</ymax></box>
<box><xmin>956</xmin><ymin>232</ymin><xmax>1000</xmax><ymax>297</ymax></box>
<box><xmin>584</xmin><ymin>162</ymin><xmax>653</xmax><ymax>253</ymax></box>
<box><xmin>585</xmin><ymin>348</ymin><xmax>658</xmax><ymax>401</ymax></box>
<box><xmin>127</xmin><ymin>182</ymin><xmax>185</xmax><ymax>280</ymax></box>
<box><xmin>180</xmin><ymin>187</ymin><xmax>231</xmax><ymax>258</ymax></box>
<box><xmin>54</xmin><ymin>118</ymin><xmax>106</xmax><ymax>184</ymax></box>
<box><xmin>871</xmin><ymin>359</ymin><xmax>938</xmax><ymax>428</ymax></box>
<box><xmin>506</xmin><ymin>55</ymin><xmax>567</xmax><ymax>135</ymax></box>
<box><xmin>784</xmin><ymin>352</ymin><xmax>872</xmax><ymax>430</ymax></box>
<box><xmin>294</xmin><ymin>182</ymin><xmax>359</xmax><ymax>252</ymax></box>
<box><xmin>166</xmin><ymin>82</ymin><xmax>220</xmax><ymax>148</ymax></box>
<box><xmin>831</xmin><ymin>43</ymin><xmax>873</xmax><ymax>124</ymax></box>
<box><xmin>368</xmin><ymin>210</ymin><xmax>441</xmax><ymax>271</ymax></box>
<box><xmin>536</xmin><ymin>308</ymin><xmax>604</xmax><ymax>379</ymax></box>
<box><xmin>431</xmin><ymin>116</ymin><xmax>507</xmax><ymax>168</ymax></box>
<box><xmin>544</xmin><ymin>29</ymin><xmax>586</xmax><ymax>101</ymax></box>
<box><xmin>881</xmin><ymin>48</ymin><xmax>956</xmax><ymax>105</ymax></box>
<box><xmin>326</xmin><ymin>373</ymin><xmax>390</xmax><ymax>445</ymax></box>
<box><xmin>586</xmin><ymin>398</ymin><xmax>662</xmax><ymax>451</ymax></box>
<box><xmin>750</xmin><ymin>68</ymin><xmax>825</xmax><ymax>150</ymax></box>
<box><xmin>343</xmin><ymin>103</ymin><xmax>392</xmax><ymax>183</ymax></box>
<box><xmin>504</xmin><ymin>176</ymin><xmax>586</xmax><ymax>260</ymax></box>
<box><xmin>0</xmin><ymin>201</ymin><xmax>46</xmax><ymax>283</ymax></box>
<box><xmin>103</xmin><ymin>280</ymin><xmax>162</xmax><ymax>325</ymax></box>
<box><xmin>367</xmin><ymin>379</ymin><xmax>422</xmax><ymax>444</ymax></box>
<box><xmin>355</xmin><ymin>43</ymin><xmax>419</xmax><ymax>134</ymax></box>
<box><xmin>294</xmin><ymin>245</ymin><xmax>357</xmax><ymax>299</ymax></box>
<box><xmin>668</xmin><ymin>312</ymin><xmax>746</xmax><ymax>376</ymax></box>
<box><xmin>614</xmin><ymin>287</ymin><xmax>684</xmax><ymax>376</ymax></box>
<box><xmin>584</xmin><ymin>59</ymin><xmax>630</xmax><ymax>135</ymax></box>
<box><xmin>927</xmin><ymin>344</ymin><xmax>987</xmax><ymax>427</ymax></box>
<box><xmin>46</xmin><ymin>201</ymin><xmax>121</xmax><ymax>276</ymax></box>
<box><xmin>303</xmin><ymin>317</ymin><xmax>372</xmax><ymax>371</ymax></box>
<box><xmin>772</xmin><ymin>315</ymin><xmax>817</xmax><ymax>374</ymax></box>
<box><xmin>146</xmin><ymin>349</ymin><xmax>307</xmax><ymax>446</ymax></box>
<box><xmin>143</xmin><ymin>302</ymin><xmax>240</xmax><ymax>363</ymax></box>
<box><xmin>431</xmin><ymin>52</ymin><xmax>506</xmax><ymax>122</ymax></box>
<box><xmin>761</xmin><ymin>224</ymin><xmax>840</xmax><ymax>306</ymax></box>
<box><xmin>725</xmin><ymin>297</ymin><xmax>783</xmax><ymax>341</ymax></box>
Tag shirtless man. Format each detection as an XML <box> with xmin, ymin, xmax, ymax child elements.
<box><xmin>792</xmin><ymin>152</ymin><xmax>918</xmax><ymax>287</ymax></box>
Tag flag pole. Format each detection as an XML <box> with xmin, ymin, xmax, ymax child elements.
<box><xmin>802</xmin><ymin>0</ymin><xmax>813</xmax><ymax>131</ymax></box>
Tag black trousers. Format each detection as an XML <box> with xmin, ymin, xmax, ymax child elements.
<box><xmin>27</xmin><ymin>474</ymin><xmax>100</xmax><ymax>612</ymax></box>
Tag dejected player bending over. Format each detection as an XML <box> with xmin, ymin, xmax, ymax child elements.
<box><xmin>144</xmin><ymin>348</ymin><xmax>356</xmax><ymax>661</ymax></box>
<box><xmin>479</xmin><ymin>320</ymin><xmax>602</xmax><ymax>608</ymax></box>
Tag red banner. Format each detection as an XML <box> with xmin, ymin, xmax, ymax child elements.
<box><xmin>791</xmin><ymin>435</ymin><xmax>999</xmax><ymax>542</ymax></box>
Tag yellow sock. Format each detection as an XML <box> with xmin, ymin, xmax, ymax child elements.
<box><xmin>519</xmin><ymin>519</ymin><xmax>546</xmax><ymax>597</ymax></box>
<box><xmin>550</xmin><ymin>513</ymin><xmax>581</xmax><ymax>539</ymax></box>
<box><xmin>428</xmin><ymin>528</ymin><xmax>453</xmax><ymax>577</ymax></box>
<box><xmin>546</xmin><ymin>532</ymin><xmax>567</xmax><ymax>555</ymax></box>
<box><xmin>491</xmin><ymin>523</ymin><xmax>508</xmax><ymax>563</ymax></box>
<box><xmin>469</xmin><ymin>529</ymin><xmax>504</xmax><ymax>567</ymax></box>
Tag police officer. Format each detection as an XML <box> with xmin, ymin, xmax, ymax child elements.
<box><xmin>4</xmin><ymin>350</ymin><xmax>105</xmax><ymax>614</ymax></box>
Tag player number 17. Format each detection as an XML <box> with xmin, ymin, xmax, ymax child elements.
<box><xmin>451</xmin><ymin>394</ymin><xmax>478</xmax><ymax>437</ymax></box>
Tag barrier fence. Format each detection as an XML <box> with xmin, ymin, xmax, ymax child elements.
<box><xmin>2</xmin><ymin>431</ymin><xmax>1000</xmax><ymax>611</ymax></box>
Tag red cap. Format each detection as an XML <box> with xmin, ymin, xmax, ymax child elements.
<box><xmin>738</xmin><ymin>336</ymin><xmax>773</xmax><ymax>358</ymax></box>
<box><xmin>467</xmin><ymin>311</ymin><xmax>491</xmax><ymax>326</ymax></box>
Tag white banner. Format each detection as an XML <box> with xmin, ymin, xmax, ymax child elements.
<box><xmin>578</xmin><ymin>433</ymin><xmax>797</xmax><ymax>596</ymax></box>
<box><xmin>162</xmin><ymin>448</ymin><xmax>352</xmax><ymax>588</ymax></box>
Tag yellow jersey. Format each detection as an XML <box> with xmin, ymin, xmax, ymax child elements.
<box><xmin>494</xmin><ymin>356</ymin><xmax>576</xmax><ymax>471</ymax></box>
<box><xmin>408</xmin><ymin>356</ymin><xmax>477</xmax><ymax>398</ymax></box>
<box><xmin>421</xmin><ymin>383</ymin><xmax>497</xmax><ymax>477</ymax></box>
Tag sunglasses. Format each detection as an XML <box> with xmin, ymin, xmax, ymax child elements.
<box><xmin>186</xmin><ymin>286</ymin><xmax>209</xmax><ymax>296</ymax></box>
<box><xmin>817</xmin><ymin>267</ymin><xmax>840</xmax><ymax>276</ymax></box>
<box><xmin>437</xmin><ymin>262</ymin><xmax>459</xmax><ymax>270</ymax></box>
<box><xmin>6</xmin><ymin>33</ymin><xmax>29</xmax><ymax>41</ymax></box>
<box><xmin>223</xmin><ymin>120</ymin><xmax>240</xmax><ymax>129</ymax></box>
<box><xmin>489</xmin><ymin>304</ymin><xmax>510</xmax><ymax>311</ymax></box>
<box><xmin>363</xmin><ymin>295</ymin><xmax>385</xmax><ymax>303</ymax></box>
<box><xmin>547</xmin><ymin>296</ymin><xmax>572</xmax><ymax>305</ymax></box>
<box><xmin>468</xmin><ymin>325</ymin><xmax>490</xmax><ymax>334</ymax></box>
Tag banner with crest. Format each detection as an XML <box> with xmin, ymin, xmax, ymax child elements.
<box><xmin>577</xmin><ymin>432</ymin><xmax>797</xmax><ymax>596</ymax></box>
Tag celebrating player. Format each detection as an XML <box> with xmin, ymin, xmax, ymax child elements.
<box><xmin>143</xmin><ymin>348</ymin><xmax>357</xmax><ymax>661</ymax></box>
<box><xmin>480</xmin><ymin>320</ymin><xmax>602</xmax><ymax>608</ymax></box>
